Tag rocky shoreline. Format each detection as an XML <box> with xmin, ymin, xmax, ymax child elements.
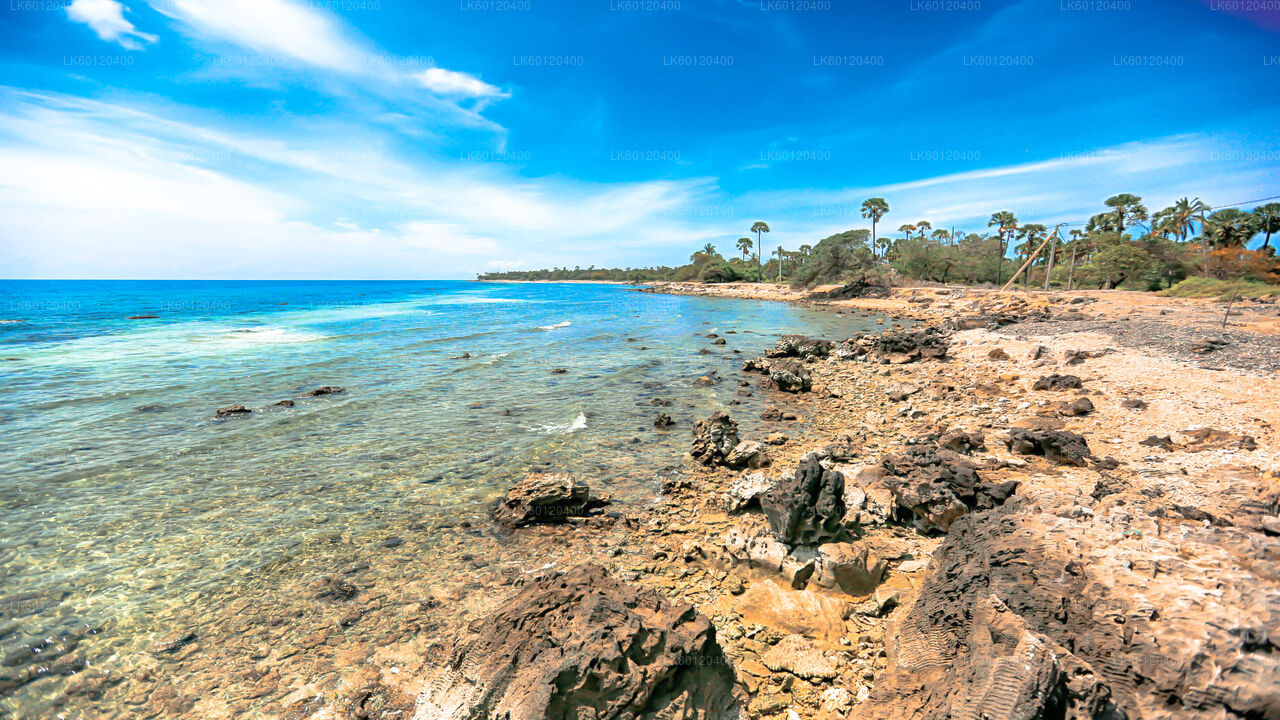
<box><xmin>29</xmin><ymin>284</ymin><xmax>1280</xmax><ymax>720</ymax></box>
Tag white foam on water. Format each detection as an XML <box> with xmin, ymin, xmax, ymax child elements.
<box><xmin>214</xmin><ymin>327</ymin><xmax>326</xmax><ymax>345</ymax></box>
<box><xmin>482</xmin><ymin>352</ymin><xmax>509</xmax><ymax>365</ymax></box>
<box><xmin>537</xmin><ymin>321</ymin><xmax>571</xmax><ymax>330</ymax></box>
<box><xmin>531</xmin><ymin>411</ymin><xmax>587</xmax><ymax>435</ymax></box>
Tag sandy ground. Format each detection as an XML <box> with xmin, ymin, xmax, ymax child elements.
<box><xmin>41</xmin><ymin>283</ymin><xmax>1280</xmax><ymax>720</ymax></box>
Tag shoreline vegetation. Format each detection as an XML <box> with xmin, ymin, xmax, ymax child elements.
<box><xmin>48</xmin><ymin>282</ymin><xmax>1279</xmax><ymax>719</ymax></box>
<box><xmin>477</xmin><ymin>194</ymin><xmax>1280</xmax><ymax>301</ymax></box>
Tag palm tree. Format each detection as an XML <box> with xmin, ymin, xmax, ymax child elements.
<box><xmin>775</xmin><ymin>246</ymin><xmax>786</xmax><ymax>281</ymax></box>
<box><xmin>701</xmin><ymin>242</ymin><xmax>717</xmax><ymax>257</ymax></box>
<box><xmin>736</xmin><ymin>237</ymin><xmax>753</xmax><ymax>262</ymax></box>
<box><xmin>1251</xmin><ymin>202</ymin><xmax>1280</xmax><ymax>252</ymax></box>
<box><xmin>915</xmin><ymin>220</ymin><xmax>932</xmax><ymax>239</ymax></box>
<box><xmin>1015</xmin><ymin>223</ymin><xmax>1047</xmax><ymax>287</ymax></box>
<box><xmin>860</xmin><ymin>198</ymin><xmax>889</xmax><ymax>260</ymax></box>
<box><xmin>988</xmin><ymin>211</ymin><xmax>1018</xmax><ymax>286</ymax></box>
<box><xmin>931</xmin><ymin>228</ymin><xmax>950</xmax><ymax>243</ymax></box>
<box><xmin>798</xmin><ymin>244</ymin><xmax>813</xmax><ymax>258</ymax></box>
<box><xmin>1104</xmin><ymin>193</ymin><xmax>1148</xmax><ymax>231</ymax></box>
<box><xmin>1204</xmin><ymin>209</ymin><xmax>1257</xmax><ymax>248</ymax></box>
<box><xmin>898</xmin><ymin>224</ymin><xmax>916</xmax><ymax>242</ymax></box>
<box><xmin>751</xmin><ymin>221</ymin><xmax>770</xmax><ymax>278</ymax></box>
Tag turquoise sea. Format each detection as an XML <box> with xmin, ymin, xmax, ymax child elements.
<box><xmin>0</xmin><ymin>280</ymin><xmax>881</xmax><ymax>716</ymax></box>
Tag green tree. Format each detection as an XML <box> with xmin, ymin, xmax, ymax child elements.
<box><xmin>736</xmin><ymin>237</ymin><xmax>753</xmax><ymax>261</ymax></box>
<box><xmin>860</xmin><ymin>197</ymin><xmax>889</xmax><ymax>261</ymax></box>
<box><xmin>1104</xmin><ymin>193</ymin><xmax>1149</xmax><ymax>231</ymax></box>
<box><xmin>1251</xmin><ymin>202</ymin><xmax>1280</xmax><ymax>252</ymax></box>
<box><xmin>1203</xmin><ymin>209</ymin><xmax>1257</xmax><ymax>249</ymax></box>
<box><xmin>988</xmin><ymin>211</ymin><xmax>1018</xmax><ymax>285</ymax></box>
<box><xmin>702</xmin><ymin>242</ymin><xmax>718</xmax><ymax>257</ymax></box>
<box><xmin>751</xmin><ymin>221</ymin><xmax>771</xmax><ymax>278</ymax></box>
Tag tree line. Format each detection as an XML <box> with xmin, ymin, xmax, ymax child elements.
<box><xmin>478</xmin><ymin>194</ymin><xmax>1280</xmax><ymax>294</ymax></box>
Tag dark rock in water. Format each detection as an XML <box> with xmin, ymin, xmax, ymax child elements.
<box><xmin>303</xmin><ymin>386</ymin><xmax>345</xmax><ymax>397</ymax></box>
<box><xmin>712</xmin><ymin>337</ymin><xmax>727</xmax><ymax>346</ymax></box>
<box><xmin>550</xmin><ymin>368</ymin><xmax>568</xmax><ymax>374</ymax></box>
<box><xmin>881</xmin><ymin>444</ymin><xmax>1016</xmax><ymax>533</ymax></box>
<box><xmin>126</xmin><ymin>314</ymin><xmax>158</xmax><ymax>320</ymax></box>
<box><xmin>649</xmin><ymin>397</ymin><xmax>673</xmax><ymax>406</ymax></box>
<box><xmin>692</xmin><ymin>371</ymin><xmax>721</xmax><ymax>387</ymax></box>
<box><xmin>273</xmin><ymin>399</ymin><xmax>296</xmax><ymax>408</ymax></box>
<box><xmin>215</xmin><ymin>404</ymin><xmax>251</xmax><ymax>418</ymax></box>
<box><xmin>315</xmin><ymin>577</ymin><xmax>358</xmax><ymax>602</ymax></box>
<box><xmin>134</xmin><ymin>404</ymin><xmax>166</xmax><ymax>413</ymax></box>
<box><xmin>1005</xmin><ymin>428</ymin><xmax>1091</xmax><ymax>466</ymax></box>
<box><xmin>760</xmin><ymin>452</ymin><xmax>847</xmax><ymax>545</ymax></box>
<box><xmin>653</xmin><ymin>413</ymin><xmax>674</xmax><ymax>429</ymax></box>
<box><xmin>1120</xmin><ymin>398</ymin><xmax>1148</xmax><ymax>410</ymax></box>
<box><xmin>492</xmin><ymin>473</ymin><xmax>609</xmax><ymax>528</ymax></box>
<box><xmin>415</xmin><ymin>564</ymin><xmax>743</xmax><ymax>720</ymax></box>
<box><xmin>767</xmin><ymin>359</ymin><xmax>812</xmax><ymax>393</ymax></box>
<box><xmin>148</xmin><ymin>630</ymin><xmax>197</xmax><ymax>655</ymax></box>
<box><xmin>691</xmin><ymin>412</ymin><xmax>740</xmax><ymax>466</ymax></box>
<box><xmin>1032</xmin><ymin>374</ymin><xmax>1082</xmax><ymax>391</ymax></box>
<box><xmin>742</xmin><ymin>356</ymin><xmax>770</xmax><ymax>373</ymax></box>
<box><xmin>766</xmin><ymin>334</ymin><xmax>833</xmax><ymax>360</ymax></box>
<box><xmin>451</xmin><ymin>352</ymin><xmax>472</xmax><ymax>359</ymax></box>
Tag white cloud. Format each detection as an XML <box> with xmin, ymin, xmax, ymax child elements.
<box><xmin>149</xmin><ymin>0</ymin><xmax>364</xmax><ymax>71</ymax></box>
<box><xmin>412</xmin><ymin>68</ymin><xmax>507</xmax><ymax>99</ymax></box>
<box><xmin>0</xmin><ymin>90</ymin><xmax>718</xmax><ymax>279</ymax></box>
<box><xmin>145</xmin><ymin>0</ymin><xmax>510</xmax><ymax>113</ymax></box>
<box><xmin>66</xmin><ymin>0</ymin><xmax>157</xmax><ymax>50</ymax></box>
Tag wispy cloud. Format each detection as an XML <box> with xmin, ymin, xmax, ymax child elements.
<box><xmin>412</xmin><ymin>68</ymin><xmax>507</xmax><ymax>100</ymax></box>
<box><xmin>0</xmin><ymin>90</ymin><xmax>720</xmax><ymax>278</ymax></box>
<box><xmin>65</xmin><ymin>0</ymin><xmax>157</xmax><ymax>50</ymax></box>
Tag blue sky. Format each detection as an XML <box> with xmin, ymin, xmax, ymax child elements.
<box><xmin>1</xmin><ymin>0</ymin><xmax>1277</xmax><ymax>278</ymax></box>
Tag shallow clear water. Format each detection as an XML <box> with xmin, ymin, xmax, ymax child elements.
<box><xmin>0</xmin><ymin>279</ymin><xmax>882</xmax><ymax>715</ymax></box>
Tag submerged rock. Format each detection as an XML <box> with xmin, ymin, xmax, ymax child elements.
<box><xmin>302</xmin><ymin>385</ymin><xmax>345</xmax><ymax>397</ymax></box>
<box><xmin>414</xmin><ymin>564</ymin><xmax>742</xmax><ymax>720</ymax></box>
<box><xmin>653</xmin><ymin>413</ymin><xmax>674</xmax><ymax>429</ymax></box>
<box><xmin>214</xmin><ymin>405</ymin><xmax>251</xmax><ymax>418</ymax></box>
<box><xmin>491</xmin><ymin>473</ymin><xmax>609</xmax><ymax>528</ymax></box>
